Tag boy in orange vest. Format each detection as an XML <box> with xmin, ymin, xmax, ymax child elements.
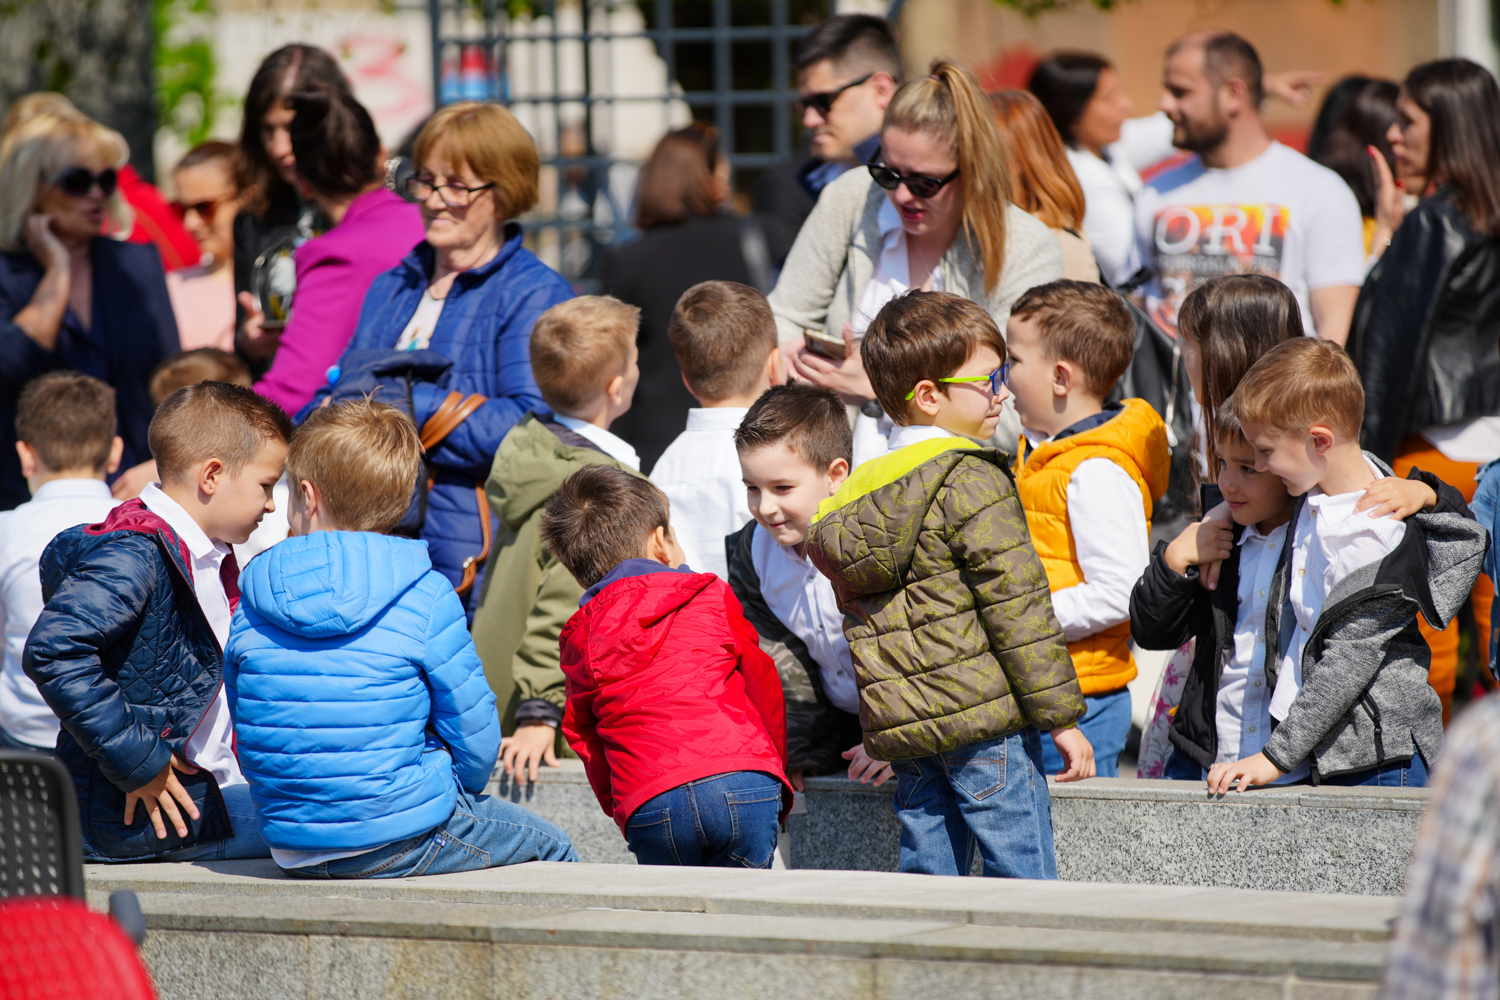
<box><xmin>1006</xmin><ymin>280</ymin><xmax>1171</xmax><ymax>776</ymax></box>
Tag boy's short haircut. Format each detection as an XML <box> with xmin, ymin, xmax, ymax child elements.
<box><xmin>668</xmin><ymin>281</ymin><xmax>778</xmax><ymax>402</ymax></box>
<box><xmin>1212</xmin><ymin>398</ymin><xmax>1245</xmax><ymax>451</ymax></box>
<box><xmin>862</xmin><ymin>291</ymin><xmax>1007</xmax><ymax>423</ymax></box>
<box><xmin>1233</xmin><ymin>338</ymin><xmax>1364</xmax><ymax>439</ymax></box>
<box><xmin>539</xmin><ymin>465</ymin><xmax>670</xmax><ymax>588</ymax></box>
<box><xmin>733</xmin><ymin>382</ymin><xmax>852</xmax><ymax>471</ymax></box>
<box><xmin>287</xmin><ymin>399</ymin><xmax>422</xmax><ymax>533</ymax></box>
<box><xmin>1009</xmin><ymin>279</ymin><xmax>1134</xmax><ymax>397</ymax></box>
<box><xmin>149</xmin><ymin>348</ymin><xmax>253</xmax><ymax>406</ymax></box>
<box><xmin>15</xmin><ymin>372</ymin><xmax>116</xmax><ymax>473</ymax></box>
<box><xmin>149</xmin><ymin>382</ymin><xmax>293</xmax><ymax>485</ymax></box>
<box><xmin>530</xmin><ymin>296</ymin><xmax>640</xmax><ymax>415</ymax></box>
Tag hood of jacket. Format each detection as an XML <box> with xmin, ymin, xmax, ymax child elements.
<box><xmin>576</xmin><ymin>568</ymin><xmax>719</xmax><ymax>640</ymax></box>
<box><xmin>1018</xmin><ymin>398</ymin><xmax>1172</xmax><ymax>508</ymax></box>
<box><xmin>487</xmin><ymin>414</ymin><xmax>620</xmax><ymax>531</ymax></box>
<box><xmin>809</xmin><ymin>435</ymin><xmax>985</xmax><ymax>597</ymax></box>
<box><xmin>238</xmin><ymin>531</ymin><xmax>432</xmax><ymax>638</ymax></box>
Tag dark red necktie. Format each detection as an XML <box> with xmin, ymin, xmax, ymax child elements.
<box><xmin>219</xmin><ymin>550</ymin><xmax>241</xmax><ymax>615</ymax></box>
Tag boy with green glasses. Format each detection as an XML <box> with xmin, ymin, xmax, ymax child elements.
<box><xmin>805</xmin><ymin>290</ymin><xmax>1092</xmax><ymax>880</ymax></box>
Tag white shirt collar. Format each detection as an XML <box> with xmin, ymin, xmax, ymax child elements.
<box><xmin>139</xmin><ymin>482</ymin><xmax>226</xmax><ymax>561</ymax></box>
<box><xmin>684</xmin><ymin>407</ymin><xmax>749</xmax><ymax>432</ymax></box>
<box><xmin>554</xmin><ymin>415</ymin><xmax>641</xmax><ymax>471</ymax></box>
<box><xmin>886</xmin><ymin>423</ymin><xmax>956</xmax><ymax>452</ymax></box>
<box><xmin>29</xmin><ymin>478</ymin><xmax>114</xmax><ymax>503</ymax></box>
<box><xmin>1237</xmin><ymin>518</ymin><xmax>1289</xmax><ymax>547</ymax></box>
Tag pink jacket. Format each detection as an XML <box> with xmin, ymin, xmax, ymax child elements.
<box><xmin>254</xmin><ymin>189</ymin><xmax>425</xmax><ymax>414</ymax></box>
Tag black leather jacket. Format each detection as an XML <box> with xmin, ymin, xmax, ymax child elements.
<box><xmin>1350</xmin><ymin>187</ymin><xmax>1500</xmax><ymax>462</ymax></box>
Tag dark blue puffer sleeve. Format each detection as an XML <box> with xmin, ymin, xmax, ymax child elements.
<box><xmin>420</xmin><ymin>577</ymin><xmax>502</xmax><ymax>792</ymax></box>
<box><xmin>23</xmin><ymin>534</ymin><xmax>171</xmax><ymax>791</ymax></box>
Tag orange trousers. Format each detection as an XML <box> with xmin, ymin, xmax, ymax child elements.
<box><xmin>1393</xmin><ymin>437</ymin><xmax>1493</xmax><ymax>724</ymax></box>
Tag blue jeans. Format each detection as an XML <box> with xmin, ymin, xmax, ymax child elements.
<box><xmin>625</xmin><ymin>771</ymin><xmax>781</xmax><ymax>868</ymax></box>
<box><xmin>1163</xmin><ymin>748</ymin><xmax>1207</xmax><ymax>781</ymax></box>
<box><xmin>1041</xmin><ymin>688</ymin><xmax>1132</xmax><ymax>777</ymax></box>
<box><xmin>154</xmin><ymin>781</ymin><xmax>270</xmax><ymax>862</ymax></box>
<box><xmin>1317</xmin><ymin>753</ymin><xmax>1428</xmax><ymax>788</ymax></box>
<box><xmin>891</xmin><ymin>729</ymin><xmax>1056</xmax><ymax>879</ymax></box>
<box><xmin>285</xmin><ymin>786</ymin><xmax>578</xmax><ymax>878</ymax></box>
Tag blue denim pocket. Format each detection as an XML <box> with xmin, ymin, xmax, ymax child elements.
<box><xmin>892</xmin><ymin>758</ymin><xmax>925</xmax><ymax>810</ymax></box>
<box><xmin>942</xmin><ymin>738</ymin><xmax>1007</xmax><ymax>801</ymax></box>
<box><xmin>724</xmin><ymin>784</ymin><xmax>781</xmax><ymax>868</ymax></box>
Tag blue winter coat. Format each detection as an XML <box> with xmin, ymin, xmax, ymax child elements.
<box><xmin>311</xmin><ymin>225</ymin><xmax>573</xmax><ymax>615</ymax></box>
<box><xmin>225</xmin><ymin>531</ymin><xmax>501</xmax><ymax>853</ymax></box>
<box><xmin>23</xmin><ymin>500</ymin><xmax>232</xmax><ymax>861</ymax></box>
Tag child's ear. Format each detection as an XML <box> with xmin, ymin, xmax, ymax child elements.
<box><xmin>826</xmin><ymin>457</ymin><xmax>850</xmax><ymax>493</ymax></box>
<box><xmin>14</xmin><ymin>441</ymin><xmax>37</xmax><ymax>479</ymax></box>
<box><xmin>105</xmin><ymin>437</ymin><xmax>124</xmax><ymax>476</ymax></box>
<box><xmin>1052</xmin><ymin>361</ymin><xmax>1075</xmax><ymax>397</ymax></box>
<box><xmin>910</xmin><ymin>379</ymin><xmax>942</xmax><ymax>416</ymax></box>
<box><xmin>198</xmin><ymin>458</ymin><xmax>226</xmax><ymax>495</ymax></box>
<box><xmin>1309</xmin><ymin>424</ymin><xmax>1336</xmax><ymax>456</ymax></box>
<box><xmin>766</xmin><ymin>346</ymin><xmax>785</xmax><ymax>387</ymax></box>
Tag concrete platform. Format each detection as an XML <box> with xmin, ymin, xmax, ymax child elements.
<box><xmin>491</xmin><ymin>762</ymin><xmax>1427</xmax><ymax>895</ymax></box>
<box><xmin>88</xmin><ymin>860</ymin><xmax>1396</xmax><ymax>1000</ymax></box>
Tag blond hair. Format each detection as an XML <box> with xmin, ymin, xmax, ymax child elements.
<box><xmin>883</xmin><ymin>60</ymin><xmax>1010</xmax><ymax>296</ymax></box>
<box><xmin>0</xmin><ymin>113</ymin><xmax>133</xmax><ymax>252</ymax></box>
<box><xmin>412</xmin><ymin>102</ymin><xmax>540</xmax><ymax>221</ymax></box>
<box><xmin>1232</xmin><ymin>338</ymin><xmax>1365</xmax><ymax>440</ymax></box>
<box><xmin>529</xmin><ymin>296</ymin><xmax>640</xmax><ymax>414</ymax></box>
<box><xmin>2</xmin><ymin>92</ymin><xmax>80</xmax><ymax>136</ymax></box>
<box><xmin>287</xmin><ymin>399</ymin><xmax>422</xmax><ymax>533</ymax></box>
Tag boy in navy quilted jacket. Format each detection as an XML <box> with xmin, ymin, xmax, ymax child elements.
<box><xmin>225</xmin><ymin>399</ymin><xmax>578</xmax><ymax>877</ymax></box>
<box><xmin>24</xmin><ymin>382</ymin><xmax>291</xmax><ymax>862</ymax></box>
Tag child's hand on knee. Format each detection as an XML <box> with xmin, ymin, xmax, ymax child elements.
<box><xmin>842</xmin><ymin>744</ymin><xmax>894</xmax><ymax>786</ymax></box>
<box><xmin>1206</xmin><ymin>752</ymin><xmax>1284</xmax><ymax>794</ymax></box>
<box><xmin>1049</xmin><ymin>726</ymin><xmax>1096</xmax><ymax>782</ymax></box>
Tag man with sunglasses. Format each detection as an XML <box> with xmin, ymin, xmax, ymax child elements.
<box><xmin>752</xmin><ymin>15</ymin><xmax>902</xmax><ymax>256</ymax></box>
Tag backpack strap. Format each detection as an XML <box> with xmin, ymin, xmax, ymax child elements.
<box><xmin>418</xmin><ymin>391</ymin><xmax>492</xmax><ymax>596</ymax></box>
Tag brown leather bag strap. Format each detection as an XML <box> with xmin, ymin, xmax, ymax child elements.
<box><xmin>419</xmin><ymin>391</ymin><xmax>487</xmax><ymax>451</ymax></box>
<box><xmin>454</xmin><ymin>482</ymin><xmax>494</xmax><ymax>596</ymax></box>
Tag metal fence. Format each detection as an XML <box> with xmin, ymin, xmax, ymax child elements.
<box><xmin>427</xmin><ymin>0</ymin><xmax>834</xmax><ymax>289</ymax></box>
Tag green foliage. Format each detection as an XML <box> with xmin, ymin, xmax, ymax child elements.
<box><xmin>154</xmin><ymin>0</ymin><xmax>219</xmax><ymax>147</ymax></box>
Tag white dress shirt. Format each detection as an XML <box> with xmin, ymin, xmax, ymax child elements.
<box><xmin>1066</xmin><ymin>145</ymin><xmax>1143</xmax><ymax>287</ymax></box>
<box><xmin>138</xmin><ymin>483</ymin><xmax>245</xmax><ymax>791</ymax></box>
<box><xmin>749</xmin><ymin>524</ymin><xmax>859</xmax><ymax>714</ymax></box>
<box><xmin>1215</xmin><ymin>520</ymin><xmax>1288</xmax><ymax>765</ymax></box>
<box><xmin>0</xmin><ymin>479</ymin><xmax>120</xmax><ymax>747</ymax></box>
<box><xmin>1021</xmin><ymin>427</ymin><xmax>1150</xmax><ymax>643</ymax></box>
<box><xmin>1273</xmin><ymin>460</ymin><xmax>1407</xmax><ymax>780</ymax></box>
<box><xmin>652</xmin><ymin>407</ymin><xmax>752</xmax><ymax>580</ymax></box>
<box><xmin>554</xmin><ymin>414</ymin><xmax>640</xmax><ymax>471</ymax></box>
<box><xmin>886</xmin><ymin>423</ymin><xmax>959</xmax><ymax>452</ymax></box>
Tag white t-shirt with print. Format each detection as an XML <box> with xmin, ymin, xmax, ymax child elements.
<box><xmin>1129</xmin><ymin>142</ymin><xmax>1365</xmax><ymax>336</ymax></box>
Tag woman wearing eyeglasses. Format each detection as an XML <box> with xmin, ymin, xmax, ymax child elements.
<box><xmin>243</xmin><ymin>88</ymin><xmax>424</xmax><ymax>415</ymax></box>
<box><xmin>0</xmin><ymin>113</ymin><xmax>180</xmax><ymax>510</ymax></box>
<box><xmin>322</xmin><ymin>101</ymin><xmax>572</xmax><ymax>616</ymax></box>
<box><xmin>769</xmin><ymin>60</ymin><xmax>1066</xmax><ymax>465</ymax></box>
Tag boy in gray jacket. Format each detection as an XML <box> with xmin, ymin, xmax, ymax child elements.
<box><xmin>1218</xmin><ymin>339</ymin><xmax>1486</xmax><ymax>790</ymax></box>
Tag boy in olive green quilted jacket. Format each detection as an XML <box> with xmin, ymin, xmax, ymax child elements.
<box><xmin>805</xmin><ymin>292</ymin><xmax>1091</xmax><ymax>879</ymax></box>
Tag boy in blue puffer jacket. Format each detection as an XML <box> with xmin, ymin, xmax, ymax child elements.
<box><xmin>225</xmin><ymin>399</ymin><xmax>578</xmax><ymax>877</ymax></box>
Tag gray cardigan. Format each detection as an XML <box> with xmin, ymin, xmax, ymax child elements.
<box><xmin>767</xmin><ymin>168</ymin><xmax>1066</xmax><ymax>343</ymax></box>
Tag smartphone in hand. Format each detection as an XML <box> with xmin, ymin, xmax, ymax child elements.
<box><xmin>803</xmin><ymin>328</ymin><xmax>848</xmax><ymax>361</ymax></box>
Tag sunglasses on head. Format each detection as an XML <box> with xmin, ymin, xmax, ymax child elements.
<box><xmin>55</xmin><ymin>166</ymin><xmax>118</xmax><ymax>199</ymax></box>
<box><xmin>904</xmin><ymin>365</ymin><xmax>1007</xmax><ymax>401</ymax></box>
<box><xmin>868</xmin><ymin>149</ymin><xmax>960</xmax><ymax>200</ymax></box>
<box><xmin>796</xmin><ymin>73</ymin><xmax>873</xmax><ymax>118</ymax></box>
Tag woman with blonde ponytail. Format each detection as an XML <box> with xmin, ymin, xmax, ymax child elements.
<box><xmin>769</xmin><ymin>59</ymin><xmax>1065</xmax><ymax>462</ymax></box>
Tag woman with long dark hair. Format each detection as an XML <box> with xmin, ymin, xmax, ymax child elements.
<box><xmin>1307</xmin><ymin>76</ymin><xmax>1401</xmax><ymax>255</ymax></box>
<box><xmin>1349</xmin><ymin>57</ymin><xmax>1500</xmax><ymax>717</ymax></box>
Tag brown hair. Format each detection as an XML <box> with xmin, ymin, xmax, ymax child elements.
<box><xmin>288</xmin><ymin>88</ymin><xmax>381</xmax><ymax>199</ymax></box>
<box><xmin>988</xmin><ymin>90</ymin><xmax>1086</xmax><ymax>231</ymax></box>
<box><xmin>1232</xmin><ymin>338</ymin><xmax>1364</xmax><ymax>440</ymax></box>
<box><xmin>530</xmin><ymin>296</ymin><xmax>640</xmax><ymax>414</ymax></box>
<box><xmin>174</xmin><ymin>140</ymin><xmax>237</xmax><ymax>175</ymax></box>
<box><xmin>235</xmin><ymin>45</ymin><xmax>351</xmax><ymax>218</ymax></box>
<box><xmin>148</xmin><ymin>382</ymin><xmax>293</xmax><ymax>485</ymax></box>
<box><xmin>149</xmin><ymin>349</ymin><xmax>253</xmax><ymax>407</ymax></box>
<box><xmin>1212</xmin><ymin>398</ymin><xmax>1245</xmax><ymax>451</ymax></box>
<box><xmin>668</xmin><ymin>281</ymin><xmax>777</xmax><ymax>402</ymax></box>
<box><xmin>734</xmin><ymin>382</ymin><xmax>852</xmax><ymax>471</ymax></box>
<box><xmin>287</xmin><ymin>399</ymin><xmax>422</xmax><ymax>533</ymax></box>
<box><xmin>538</xmin><ymin>465</ymin><xmax>671</xmax><ymax>588</ymax></box>
<box><xmin>1009</xmin><ymin>280</ymin><xmax>1133</xmax><ymax>397</ymax></box>
<box><xmin>1177</xmin><ymin>274</ymin><xmax>1303</xmax><ymax>469</ymax></box>
<box><xmin>1404</xmin><ymin>59</ymin><xmax>1500</xmax><ymax>237</ymax></box>
<box><xmin>412</xmin><ymin>102</ymin><xmax>541</xmax><ymax>222</ymax></box>
<box><xmin>1169</xmin><ymin>30</ymin><xmax>1265</xmax><ymax>107</ymax></box>
<box><xmin>634</xmin><ymin>122</ymin><xmax>721</xmax><ymax>230</ymax></box>
<box><xmin>15</xmin><ymin>372</ymin><xmax>116</xmax><ymax>473</ymax></box>
<box><xmin>883</xmin><ymin>60</ymin><xmax>1010</xmax><ymax>296</ymax></box>
<box><xmin>862</xmin><ymin>291</ymin><xmax>1007</xmax><ymax>423</ymax></box>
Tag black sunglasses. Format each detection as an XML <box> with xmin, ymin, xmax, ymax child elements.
<box><xmin>868</xmin><ymin>149</ymin><xmax>960</xmax><ymax>200</ymax></box>
<box><xmin>55</xmin><ymin>166</ymin><xmax>118</xmax><ymax>199</ymax></box>
<box><xmin>796</xmin><ymin>73</ymin><xmax>874</xmax><ymax>117</ymax></box>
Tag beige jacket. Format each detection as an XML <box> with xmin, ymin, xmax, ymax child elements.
<box><xmin>768</xmin><ymin>168</ymin><xmax>1067</xmax><ymax>342</ymax></box>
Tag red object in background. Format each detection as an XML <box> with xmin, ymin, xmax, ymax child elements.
<box><xmin>118</xmin><ymin>165</ymin><xmax>201</xmax><ymax>271</ymax></box>
<box><xmin>0</xmin><ymin>896</ymin><xmax>157</xmax><ymax>1000</ymax></box>
<box><xmin>976</xmin><ymin>46</ymin><xmax>1041</xmax><ymax>94</ymax></box>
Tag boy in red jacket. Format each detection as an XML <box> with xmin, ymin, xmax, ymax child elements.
<box><xmin>540</xmin><ymin>465</ymin><xmax>792</xmax><ymax>867</ymax></box>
